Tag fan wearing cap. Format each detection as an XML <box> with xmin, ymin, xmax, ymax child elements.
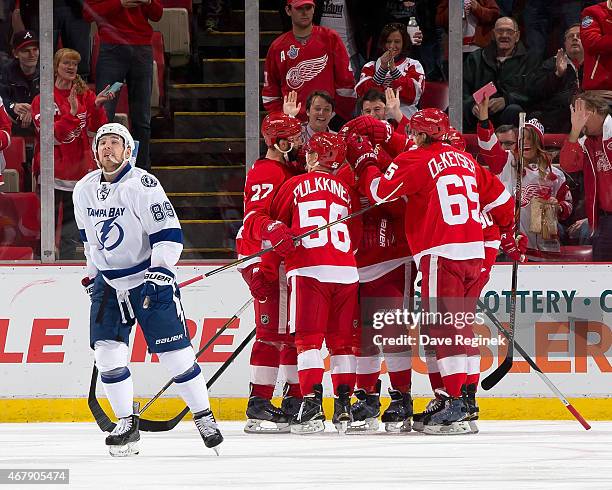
<box><xmin>235</xmin><ymin>112</ymin><xmax>305</xmax><ymax>434</ymax></box>
<box><xmin>345</xmin><ymin>108</ymin><xmax>518</xmax><ymax>434</ymax></box>
<box><xmin>0</xmin><ymin>30</ymin><xmax>39</xmax><ymax>134</ymax></box>
<box><xmin>261</xmin><ymin>132</ymin><xmax>360</xmax><ymax>434</ymax></box>
<box><xmin>476</xmin><ymin>95</ymin><xmax>573</xmax><ymax>255</ymax></box>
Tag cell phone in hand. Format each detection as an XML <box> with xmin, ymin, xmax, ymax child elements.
<box><xmin>103</xmin><ymin>82</ymin><xmax>124</xmax><ymax>96</ymax></box>
<box><xmin>472</xmin><ymin>82</ymin><xmax>497</xmax><ymax>104</ymax></box>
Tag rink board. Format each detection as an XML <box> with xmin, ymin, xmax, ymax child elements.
<box><xmin>0</xmin><ymin>263</ymin><xmax>611</xmax><ymax>422</ymax></box>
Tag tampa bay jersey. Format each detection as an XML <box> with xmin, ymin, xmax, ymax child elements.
<box><xmin>73</xmin><ymin>164</ymin><xmax>183</xmax><ymax>291</ymax></box>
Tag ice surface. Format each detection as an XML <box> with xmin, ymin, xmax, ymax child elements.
<box><xmin>1</xmin><ymin>421</ymin><xmax>611</xmax><ymax>489</ymax></box>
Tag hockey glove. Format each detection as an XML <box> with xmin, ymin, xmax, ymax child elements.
<box><xmin>142</xmin><ymin>267</ymin><xmax>176</xmax><ymax>310</ymax></box>
<box><xmin>341</xmin><ymin>115</ymin><xmax>393</xmax><ymax>145</ymax></box>
<box><xmin>345</xmin><ymin>133</ymin><xmax>378</xmax><ymax>177</ymax></box>
<box><xmin>240</xmin><ymin>264</ymin><xmax>275</xmax><ymax>302</ymax></box>
<box><xmin>81</xmin><ymin>276</ymin><xmax>94</xmax><ymax>299</ymax></box>
<box><xmin>500</xmin><ymin>232</ymin><xmax>528</xmax><ymax>262</ymax></box>
<box><xmin>262</xmin><ymin>221</ymin><xmax>296</xmax><ymax>257</ymax></box>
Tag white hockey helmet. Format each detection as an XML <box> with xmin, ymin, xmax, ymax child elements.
<box><xmin>92</xmin><ymin>123</ymin><xmax>135</xmax><ymax>176</ymax></box>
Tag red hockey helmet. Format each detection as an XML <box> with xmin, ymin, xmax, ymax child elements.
<box><xmin>305</xmin><ymin>132</ymin><xmax>347</xmax><ymax>171</ymax></box>
<box><xmin>409</xmin><ymin>108</ymin><xmax>449</xmax><ymax>140</ymax></box>
<box><xmin>261</xmin><ymin>112</ymin><xmax>303</xmax><ymax>147</ymax></box>
<box><xmin>444</xmin><ymin>128</ymin><xmax>467</xmax><ymax>152</ymax></box>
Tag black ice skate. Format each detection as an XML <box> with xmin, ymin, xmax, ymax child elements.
<box><xmin>463</xmin><ymin>383</ymin><xmax>479</xmax><ymax>434</ymax></box>
<box><xmin>381</xmin><ymin>388</ymin><xmax>413</xmax><ymax>433</ymax></box>
<box><xmin>105</xmin><ymin>413</ymin><xmax>140</xmax><ymax>457</ymax></box>
<box><xmin>194</xmin><ymin>409</ymin><xmax>224</xmax><ymax>455</ymax></box>
<box><xmin>244</xmin><ymin>396</ymin><xmax>290</xmax><ymax>434</ymax></box>
<box><xmin>281</xmin><ymin>383</ymin><xmax>303</xmax><ymax>419</ymax></box>
<box><xmin>347</xmin><ymin>380</ymin><xmax>381</xmax><ymax>434</ymax></box>
<box><xmin>412</xmin><ymin>392</ymin><xmax>444</xmax><ymax>432</ymax></box>
<box><xmin>332</xmin><ymin>384</ymin><xmax>352</xmax><ymax>434</ymax></box>
<box><xmin>422</xmin><ymin>389</ymin><xmax>470</xmax><ymax>435</ymax></box>
<box><xmin>290</xmin><ymin>384</ymin><xmax>325</xmax><ymax>435</ymax></box>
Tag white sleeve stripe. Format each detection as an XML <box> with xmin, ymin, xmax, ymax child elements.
<box><xmin>336</xmin><ymin>88</ymin><xmax>357</xmax><ymax>98</ymax></box>
<box><xmin>262</xmin><ymin>96</ymin><xmax>281</xmax><ymax>103</ymax></box>
<box><xmin>478</xmin><ymin>132</ymin><xmax>498</xmax><ymax>151</ymax></box>
<box><xmin>482</xmin><ymin>189</ymin><xmax>512</xmax><ymax>213</ymax></box>
<box><xmin>243</xmin><ymin>210</ymin><xmax>256</xmax><ymax>224</ymax></box>
<box><xmin>369</xmin><ymin>177</ymin><xmax>385</xmax><ymax>204</ymax></box>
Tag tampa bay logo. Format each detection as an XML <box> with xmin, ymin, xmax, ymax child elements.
<box><xmin>95</xmin><ymin>216</ymin><xmax>125</xmax><ymax>251</ymax></box>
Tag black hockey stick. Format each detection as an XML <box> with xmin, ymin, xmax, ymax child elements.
<box><xmin>481</xmin><ymin>113</ymin><xmax>526</xmax><ymax>389</ymax></box>
<box><xmin>477</xmin><ymin>300</ymin><xmax>591</xmax><ymax>430</ymax></box>
<box><xmin>89</xmin><ymin>310</ymin><xmax>256</xmax><ymax>432</ymax></box>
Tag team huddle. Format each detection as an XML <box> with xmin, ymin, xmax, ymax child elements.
<box><xmin>236</xmin><ymin>110</ymin><xmax>527</xmax><ymax>436</ymax></box>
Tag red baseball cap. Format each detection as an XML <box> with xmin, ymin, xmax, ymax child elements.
<box><xmin>287</xmin><ymin>0</ymin><xmax>315</xmax><ymax>8</ymax></box>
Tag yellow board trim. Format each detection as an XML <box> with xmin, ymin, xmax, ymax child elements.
<box><xmin>1</xmin><ymin>398</ymin><xmax>611</xmax><ymax>423</ymax></box>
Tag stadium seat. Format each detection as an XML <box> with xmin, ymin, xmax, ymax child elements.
<box><xmin>161</xmin><ymin>0</ymin><xmax>192</xmax><ymax>12</ymax></box>
<box><xmin>0</xmin><ymin>246</ymin><xmax>34</xmax><ymax>260</ymax></box>
<box><xmin>419</xmin><ymin>81</ymin><xmax>449</xmax><ymax>111</ymax></box>
<box><xmin>2</xmin><ymin>136</ymin><xmax>26</xmax><ymax>191</ymax></box>
<box><xmin>151</xmin><ymin>8</ymin><xmax>191</xmax><ymax>67</ymax></box>
<box><xmin>0</xmin><ymin>170</ymin><xmax>19</xmax><ymax>192</ymax></box>
<box><xmin>0</xmin><ymin>192</ymin><xmax>40</xmax><ymax>255</ymax></box>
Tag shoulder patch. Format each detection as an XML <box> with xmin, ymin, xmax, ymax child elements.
<box><xmin>141</xmin><ymin>174</ymin><xmax>158</xmax><ymax>188</ymax></box>
<box><xmin>581</xmin><ymin>16</ymin><xmax>593</xmax><ymax>28</ymax></box>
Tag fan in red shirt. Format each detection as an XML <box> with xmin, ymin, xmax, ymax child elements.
<box><xmin>0</xmin><ymin>96</ymin><xmax>12</xmax><ymax>186</ymax></box>
<box><xmin>263</xmin><ymin>132</ymin><xmax>360</xmax><ymax>434</ymax></box>
<box><xmin>262</xmin><ymin>0</ymin><xmax>356</xmax><ymax>122</ymax></box>
<box><xmin>345</xmin><ymin>109</ymin><xmax>524</xmax><ymax>435</ymax></box>
<box><xmin>235</xmin><ymin>112</ymin><xmax>304</xmax><ymax>433</ymax></box>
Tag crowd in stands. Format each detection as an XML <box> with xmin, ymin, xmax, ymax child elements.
<box><xmin>0</xmin><ymin>0</ymin><xmax>611</xmax><ymax>262</ymax></box>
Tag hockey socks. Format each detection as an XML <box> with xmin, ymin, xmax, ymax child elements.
<box><xmin>173</xmin><ymin>364</ymin><xmax>211</xmax><ymax>414</ymax></box>
<box><xmin>250</xmin><ymin>340</ymin><xmax>281</xmax><ymax>399</ymax></box>
<box><xmin>100</xmin><ymin>367</ymin><xmax>134</xmax><ymax>419</ymax></box>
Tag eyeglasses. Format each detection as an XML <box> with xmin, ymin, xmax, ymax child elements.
<box><xmin>494</xmin><ymin>28</ymin><xmax>517</xmax><ymax>35</ymax></box>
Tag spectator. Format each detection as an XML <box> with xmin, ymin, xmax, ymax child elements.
<box><xmin>560</xmin><ymin>93</ymin><xmax>612</xmax><ymax>260</ymax></box>
<box><xmin>580</xmin><ymin>1</ymin><xmax>612</xmax><ymax>93</ymax></box>
<box><xmin>0</xmin><ymin>30</ymin><xmax>40</xmax><ymax>137</ymax></box>
<box><xmin>0</xmin><ymin>0</ymin><xmax>12</xmax><ymax>65</ymax></box>
<box><xmin>31</xmin><ymin>48</ymin><xmax>113</xmax><ymax>260</ymax></box>
<box><xmin>477</xmin><ymin>96</ymin><xmax>573</xmax><ymax>255</ymax></box>
<box><xmin>54</xmin><ymin>0</ymin><xmax>92</xmax><ymax>80</ymax></box>
<box><xmin>495</xmin><ymin>123</ymin><xmax>517</xmax><ymax>150</ymax></box>
<box><xmin>355</xmin><ymin>23</ymin><xmax>425</xmax><ymax>119</ymax></box>
<box><xmin>527</xmin><ymin>24</ymin><xmax>584</xmax><ymax>133</ymax></box>
<box><xmin>0</xmin><ymin>95</ymin><xmax>12</xmax><ymax>187</ymax></box>
<box><xmin>263</xmin><ymin>0</ymin><xmax>356</xmax><ymax>123</ymax></box>
<box><xmin>463</xmin><ymin>16</ymin><xmax>541</xmax><ymax>130</ymax></box>
<box><xmin>84</xmin><ymin>0</ymin><xmax>163</xmax><ymax>171</ymax></box>
<box><xmin>436</xmin><ymin>0</ymin><xmax>500</xmax><ymax>56</ymax></box>
<box><xmin>11</xmin><ymin>0</ymin><xmax>38</xmax><ymax>33</ymax></box>
<box><xmin>357</xmin><ymin>87</ymin><xmax>407</xmax><ymax>127</ymax></box>
<box><xmin>523</xmin><ymin>1</ymin><xmax>581</xmax><ymax>61</ymax></box>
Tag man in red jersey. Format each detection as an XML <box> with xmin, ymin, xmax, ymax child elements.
<box><xmin>346</xmin><ymin>109</ymin><xmax>523</xmax><ymax>435</ymax></box>
<box><xmin>264</xmin><ymin>132</ymin><xmax>360</xmax><ymax>434</ymax></box>
<box><xmin>262</xmin><ymin>0</ymin><xmax>356</xmax><ymax>122</ymax></box>
<box><xmin>236</xmin><ymin>112</ymin><xmax>303</xmax><ymax>433</ymax></box>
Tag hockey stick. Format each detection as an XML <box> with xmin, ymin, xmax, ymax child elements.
<box><xmin>88</xmin><ymin>299</ymin><xmax>254</xmax><ymax>432</ymax></box>
<box><xmin>477</xmin><ymin>300</ymin><xmax>591</xmax><ymax>430</ymax></box>
<box><xmin>481</xmin><ymin>113</ymin><xmax>526</xmax><ymax>389</ymax></box>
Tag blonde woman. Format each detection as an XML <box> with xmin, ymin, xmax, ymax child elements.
<box><xmin>32</xmin><ymin>48</ymin><xmax>114</xmax><ymax>259</ymax></box>
<box><xmin>476</xmin><ymin>95</ymin><xmax>573</xmax><ymax>255</ymax></box>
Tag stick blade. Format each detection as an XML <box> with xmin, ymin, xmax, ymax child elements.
<box><xmin>481</xmin><ymin>357</ymin><xmax>513</xmax><ymax>391</ymax></box>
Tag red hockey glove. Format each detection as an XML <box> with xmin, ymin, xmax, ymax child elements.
<box><xmin>345</xmin><ymin>133</ymin><xmax>378</xmax><ymax>177</ymax></box>
<box><xmin>500</xmin><ymin>232</ymin><xmax>528</xmax><ymax>262</ymax></box>
<box><xmin>240</xmin><ymin>264</ymin><xmax>275</xmax><ymax>302</ymax></box>
<box><xmin>81</xmin><ymin>276</ymin><xmax>94</xmax><ymax>299</ymax></box>
<box><xmin>262</xmin><ymin>221</ymin><xmax>296</xmax><ymax>257</ymax></box>
<box><xmin>341</xmin><ymin>116</ymin><xmax>393</xmax><ymax>145</ymax></box>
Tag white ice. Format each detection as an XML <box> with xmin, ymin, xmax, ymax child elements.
<box><xmin>1</xmin><ymin>421</ymin><xmax>611</xmax><ymax>489</ymax></box>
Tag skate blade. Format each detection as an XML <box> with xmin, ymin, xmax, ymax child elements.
<box><xmin>334</xmin><ymin>421</ymin><xmax>348</xmax><ymax>435</ymax></box>
<box><xmin>346</xmin><ymin>418</ymin><xmax>380</xmax><ymax>434</ymax></box>
<box><xmin>384</xmin><ymin>419</ymin><xmax>412</xmax><ymax>433</ymax></box>
<box><xmin>244</xmin><ymin>419</ymin><xmax>290</xmax><ymax>434</ymax></box>
<box><xmin>290</xmin><ymin>420</ymin><xmax>325</xmax><ymax>434</ymax></box>
<box><xmin>412</xmin><ymin>421</ymin><xmax>424</xmax><ymax>432</ymax></box>
<box><xmin>108</xmin><ymin>441</ymin><xmax>140</xmax><ymax>457</ymax></box>
<box><xmin>468</xmin><ymin>420</ymin><xmax>479</xmax><ymax>434</ymax></box>
<box><xmin>422</xmin><ymin>421</ymin><xmax>471</xmax><ymax>435</ymax></box>
<box><xmin>213</xmin><ymin>446</ymin><xmax>220</xmax><ymax>456</ymax></box>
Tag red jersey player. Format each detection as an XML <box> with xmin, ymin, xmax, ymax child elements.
<box><xmin>264</xmin><ymin>132</ymin><xmax>360</xmax><ymax>434</ymax></box>
<box><xmin>262</xmin><ymin>0</ymin><xmax>356</xmax><ymax>122</ymax></box>
<box><xmin>347</xmin><ymin>109</ymin><xmax>523</xmax><ymax>435</ymax></box>
<box><xmin>236</xmin><ymin>112</ymin><xmax>303</xmax><ymax>433</ymax></box>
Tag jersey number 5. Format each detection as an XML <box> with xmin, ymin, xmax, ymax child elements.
<box><xmin>436</xmin><ymin>175</ymin><xmax>480</xmax><ymax>225</ymax></box>
<box><xmin>298</xmin><ymin>200</ymin><xmax>350</xmax><ymax>252</ymax></box>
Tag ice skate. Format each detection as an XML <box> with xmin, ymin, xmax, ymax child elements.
<box><xmin>244</xmin><ymin>396</ymin><xmax>290</xmax><ymax>434</ymax></box>
<box><xmin>281</xmin><ymin>383</ymin><xmax>303</xmax><ymax>419</ymax></box>
<box><xmin>105</xmin><ymin>413</ymin><xmax>140</xmax><ymax>457</ymax></box>
<box><xmin>347</xmin><ymin>380</ymin><xmax>381</xmax><ymax>434</ymax></box>
<box><xmin>422</xmin><ymin>389</ymin><xmax>470</xmax><ymax>435</ymax></box>
<box><xmin>463</xmin><ymin>384</ymin><xmax>480</xmax><ymax>434</ymax></box>
<box><xmin>381</xmin><ymin>388</ymin><xmax>413</xmax><ymax>433</ymax></box>
<box><xmin>194</xmin><ymin>409</ymin><xmax>224</xmax><ymax>455</ymax></box>
<box><xmin>332</xmin><ymin>384</ymin><xmax>352</xmax><ymax>434</ymax></box>
<box><xmin>413</xmin><ymin>393</ymin><xmax>444</xmax><ymax>432</ymax></box>
<box><xmin>291</xmin><ymin>384</ymin><xmax>325</xmax><ymax>435</ymax></box>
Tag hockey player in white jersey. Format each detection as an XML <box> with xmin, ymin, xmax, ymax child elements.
<box><xmin>73</xmin><ymin>123</ymin><xmax>223</xmax><ymax>457</ymax></box>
